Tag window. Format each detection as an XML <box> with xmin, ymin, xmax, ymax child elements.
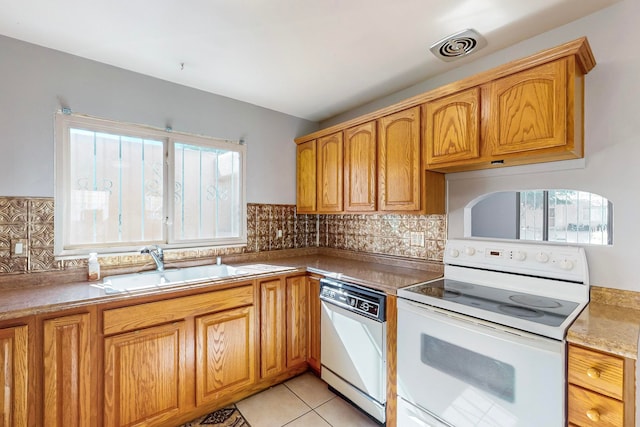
<box><xmin>55</xmin><ymin>113</ymin><xmax>246</xmax><ymax>256</ymax></box>
<box><xmin>469</xmin><ymin>189</ymin><xmax>613</xmax><ymax>245</ymax></box>
<box><xmin>518</xmin><ymin>190</ymin><xmax>612</xmax><ymax>245</ymax></box>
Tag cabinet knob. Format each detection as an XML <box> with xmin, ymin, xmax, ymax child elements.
<box><xmin>586</xmin><ymin>409</ymin><xmax>601</xmax><ymax>422</ymax></box>
<box><xmin>587</xmin><ymin>367</ymin><xmax>601</xmax><ymax>379</ymax></box>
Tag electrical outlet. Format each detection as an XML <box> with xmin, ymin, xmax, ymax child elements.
<box><xmin>410</xmin><ymin>232</ymin><xmax>425</xmax><ymax>247</ymax></box>
<box><xmin>277</xmin><ymin>229</ymin><xmax>283</xmax><ymax>238</ymax></box>
<box><xmin>11</xmin><ymin>239</ymin><xmax>28</xmax><ymax>258</ymax></box>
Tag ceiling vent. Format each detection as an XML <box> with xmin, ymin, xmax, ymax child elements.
<box><xmin>430</xmin><ymin>29</ymin><xmax>487</xmax><ymax>62</ymax></box>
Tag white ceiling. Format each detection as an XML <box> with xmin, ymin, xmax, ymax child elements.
<box><xmin>0</xmin><ymin>0</ymin><xmax>619</xmax><ymax>122</ymax></box>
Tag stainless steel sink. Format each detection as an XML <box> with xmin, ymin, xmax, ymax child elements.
<box><xmin>101</xmin><ymin>263</ymin><xmax>295</xmax><ymax>293</ymax></box>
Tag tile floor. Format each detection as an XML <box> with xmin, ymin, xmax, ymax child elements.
<box><xmin>235</xmin><ymin>372</ymin><xmax>381</xmax><ymax>427</ymax></box>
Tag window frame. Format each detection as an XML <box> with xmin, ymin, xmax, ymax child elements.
<box><xmin>54</xmin><ymin>112</ymin><xmax>246</xmax><ymax>257</ymax></box>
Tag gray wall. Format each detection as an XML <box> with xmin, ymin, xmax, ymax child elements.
<box><xmin>324</xmin><ymin>0</ymin><xmax>640</xmax><ymax>291</ymax></box>
<box><xmin>471</xmin><ymin>192</ymin><xmax>518</xmax><ymax>239</ymax></box>
<box><xmin>0</xmin><ymin>35</ymin><xmax>318</xmax><ymax>204</ymax></box>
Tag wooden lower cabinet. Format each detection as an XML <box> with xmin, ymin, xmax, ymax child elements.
<box><xmin>260</xmin><ymin>277</ymin><xmax>286</xmax><ymax>378</ymax></box>
<box><xmin>195</xmin><ymin>306</ymin><xmax>255</xmax><ymax>407</ymax></box>
<box><xmin>306</xmin><ymin>275</ymin><xmax>321</xmax><ymax>373</ymax></box>
<box><xmin>0</xmin><ymin>325</ymin><xmax>29</xmax><ymax>427</ymax></box>
<box><xmin>259</xmin><ymin>275</ymin><xmax>310</xmax><ymax>379</ymax></box>
<box><xmin>102</xmin><ymin>284</ymin><xmax>256</xmax><ymax>427</ymax></box>
<box><xmin>42</xmin><ymin>313</ymin><xmax>91</xmax><ymax>427</ymax></box>
<box><xmin>567</xmin><ymin>344</ymin><xmax>635</xmax><ymax>427</ymax></box>
<box><xmin>286</xmin><ymin>275</ymin><xmax>307</xmax><ymax>367</ymax></box>
<box><xmin>104</xmin><ymin>321</ymin><xmax>188</xmax><ymax>427</ymax></box>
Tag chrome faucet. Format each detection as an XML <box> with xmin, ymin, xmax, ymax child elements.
<box><xmin>141</xmin><ymin>245</ymin><xmax>165</xmax><ymax>271</ymax></box>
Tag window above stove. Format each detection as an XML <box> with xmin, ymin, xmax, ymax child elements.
<box><xmin>466</xmin><ymin>189</ymin><xmax>612</xmax><ymax>246</ymax></box>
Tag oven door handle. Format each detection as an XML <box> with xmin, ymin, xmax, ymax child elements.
<box><xmin>398</xmin><ymin>298</ymin><xmax>563</xmax><ymax>352</ymax></box>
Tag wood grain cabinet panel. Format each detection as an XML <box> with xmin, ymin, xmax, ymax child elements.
<box><xmin>0</xmin><ymin>325</ymin><xmax>28</xmax><ymax>427</ymax></box>
<box><xmin>378</xmin><ymin>107</ymin><xmax>421</xmax><ymax>212</ymax></box>
<box><xmin>296</xmin><ymin>140</ymin><xmax>317</xmax><ymax>213</ymax></box>
<box><xmin>104</xmin><ymin>322</ymin><xmax>187</xmax><ymax>427</ymax></box>
<box><xmin>424</xmin><ymin>87</ymin><xmax>480</xmax><ymax>167</ymax></box>
<box><xmin>43</xmin><ymin>314</ymin><xmax>91</xmax><ymax>427</ymax></box>
<box><xmin>260</xmin><ymin>278</ymin><xmax>286</xmax><ymax>378</ymax></box>
<box><xmin>488</xmin><ymin>59</ymin><xmax>569</xmax><ymax>156</ymax></box>
<box><xmin>567</xmin><ymin>344</ymin><xmax>635</xmax><ymax>427</ymax></box>
<box><xmin>316</xmin><ymin>132</ymin><xmax>343</xmax><ymax>212</ymax></box>
<box><xmin>195</xmin><ymin>306</ymin><xmax>255</xmax><ymax>407</ymax></box>
<box><xmin>306</xmin><ymin>276</ymin><xmax>321</xmax><ymax>374</ymax></box>
<box><xmin>286</xmin><ymin>276</ymin><xmax>307</xmax><ymax>367</ymax></box>
<box><xmin>344</xmin><ymin>121</ymin><xmax>377</xmax><ymax>212</ymax></box>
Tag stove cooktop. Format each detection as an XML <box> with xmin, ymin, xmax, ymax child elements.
<box><xmin>398</xmin><ymin>239</ymin><xmax>590</xmax><ymax>340</ymax></box>
<box><xmin>401</xmin><ymin>278</ymin><xmax>579</xmax><ymax>327</ymax></box>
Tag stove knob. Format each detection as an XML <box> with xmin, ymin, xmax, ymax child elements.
<box><xmin>559</xmin><ymin>259</ymin><xmax>574</xmax><ymax>270</ymax></box>
<box><xmin>449</xmin><ymin>248</ymin><xmax>460</xmax><ymax>258</ymax></box>
<box><xmin>513</xmin><ymin>251</ymin><xmax>526</xmax><ymax>261</ymax></box>
<box><xmin>536</xmin><ymin>252</ymin><xmax>550</xmax><ymax>263</ymax></box>
<box><xmin>464</xmin><ymin>247</ymin><xmax>476</xmax><ymax>256</ymax></box>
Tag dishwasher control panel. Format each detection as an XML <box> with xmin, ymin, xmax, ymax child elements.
<box><xmin>320</xmin><ymin>278</ymin><xmax>386</xmax><ymax>322</ymax></box>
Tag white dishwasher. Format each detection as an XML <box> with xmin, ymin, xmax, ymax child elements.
<box><xmin>319</xmin><ymin>277</ymin><xmax>387</xmax><ymax>424</ymax></box>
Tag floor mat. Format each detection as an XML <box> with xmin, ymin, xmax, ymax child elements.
<box><xmin>179</xmin><ymin>405</ymin><xmax>251</xmax><ymax>427</ymax></box>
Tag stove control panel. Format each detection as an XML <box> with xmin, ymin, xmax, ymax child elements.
<box><xmin>445</xmin><ymin>239</ymin><xmax>588</xmax><ymax>284</ymax></box>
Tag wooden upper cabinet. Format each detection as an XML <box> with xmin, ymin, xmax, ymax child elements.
<box><xmin>316</xmin><ymin>132</ymin><xmax>343</xmax><ymax>213</ymax></box>
<box><xmin>424</xmin><ymin>87</ymin><xmax>480</xmax><ymax>167</ymax></box>
<box><xmin>378</xmin><ymin>107</ymin><xmax>422</xmax><ymax>212</ymax></box>
<box><xmin>43</xmin><ymin>314</ymin><xmax>91</xmax><ymax>427</ymax></box>
<box><xmin>344</xmin><ymin>121</ymin><xmax>377</xmax><ymax>212</ymax></box>
<box><xmin>0</xmin><ymin>325</ymin><xmax>28</xmax><ymax>427</ymax></box>
<box><xmin>488</xmin><ymin>59</ymin><xmax>570</xmax><ymax>156</ymax></box>
<box><xmin>296</xmin><ymin>38</ymin><xmax>594</xmax><ymax>176</ymax></box>
<box><xmin>296</xmin><ymin>140</ymin><xmax>316</xmax><ymax>213</ymax></box>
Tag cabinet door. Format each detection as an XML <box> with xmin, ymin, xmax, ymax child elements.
<box><xmin>196</xmin><ymin>306</ymin><xmax>255</xmax><ymax>407</ymax></box>
<box><xmin>424</xmin><ymin>87</ymin><xmax>480</xmax><ymax>166</ymax></box>
<box><xmin>317</xmin><ymin>132</ymin><xmax>343</xmax><ymax>212</ymax></box>
<box><xmin>296</xmin><ymin>140</ymin><xmax>317</xmax><ymax>213</ymax></box>
<box><xmin>488</xmin><ymin>59</ymin><xmax>567</xmax><ymax>156</ymax></box>
<box><xmin>260</xmin><ymin>278</ymin><xmax>285</xmax><ymax>378</ymax></box>
<box><xmin>306</xmin><ymin>276</ymin><xmax>321</xmax><ymax>373</ymax></box>
<box><xmin>286</xmin><ymin>276</ymin><xmax>307</xmax><ymax>368</ymax></box>
<box><xmin>378</xmin><ymin>107</ymin><xmax>421</xmax><ymax>211</ymax></box>
<box><xmin>0</xmin><ymin>325</ymin><xmax>28</xmax><ymax>427</ymax></box>
<box><xmin>43</xmin><ymin>314</ymin><xmax>91</xmax><ymax>427</ymax></box>
<box><xmin>104</xmin><ymin>322</ymin><xmax>187</xmax><ymax>427</ymax></box>
<box><xmin>344</xmin><ymin>121</ymin><xmax>377</xmax><ymax>212</ymax></box>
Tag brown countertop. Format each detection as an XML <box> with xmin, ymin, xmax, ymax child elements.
<box><xmin>0</xmin><ymin>250</ymin><xmax>443</xmax><ymax>322</ymax></box>
<box><xmin>567</xmin><ymin>286</ymin><xmax>640</xmax><ymax>359</ymax></box>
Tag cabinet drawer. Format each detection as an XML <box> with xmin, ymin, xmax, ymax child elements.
<box><xmin>569</xmin><ymin>345</ymin><xmax>624</xmax><ymax>400</ymax></box>
<box><xmin>568</xmin><ymin>384</ymin><xmax>623</xmax><ymax>427</ymax></box>
<box><xmin>103</xmin><ymin>284</ymin><xmax>254</xmax><ymax>335</ymax></box>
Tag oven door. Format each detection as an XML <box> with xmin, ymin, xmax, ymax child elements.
<box><xmin>397</xmin><ymin>298</ymin><xmax>565</xmax><ymax>427</ymax></box>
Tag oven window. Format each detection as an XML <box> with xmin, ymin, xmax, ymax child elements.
<box><xmin>421</xmin><ymin>334</ymin><xmax>515</xmax><ymax>402</ymax></box>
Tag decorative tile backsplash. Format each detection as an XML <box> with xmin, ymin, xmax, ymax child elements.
<box><xmin>0</xmin><ymin>197</ymin><xmax>56</xmax><ymax>273</ymax></box>
<box><xmin>0</xmin><ymin>197</ymin><xmax>446</xmax><ymax>276</ymax></box>
<box><xmin>318</xmin><ymin>213</ymin><xmax>446</xmax><ymax>261</ymax></box>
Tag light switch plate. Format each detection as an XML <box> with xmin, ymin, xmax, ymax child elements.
<box><xmin>11</xmin><ymin>239</ymin><xmax>28</xmax><ymax>258</ymax></box>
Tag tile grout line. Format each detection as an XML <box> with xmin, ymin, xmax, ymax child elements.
<box><xmin>282</xmin><ymin>381</ymin><xmax>337</xmax><ymax>427</ymax></box>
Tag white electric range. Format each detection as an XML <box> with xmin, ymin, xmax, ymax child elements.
<box><xmin>397</xmin><ymin>238</ymin><xmax>589</xmax><ymax>427</ymax></box>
